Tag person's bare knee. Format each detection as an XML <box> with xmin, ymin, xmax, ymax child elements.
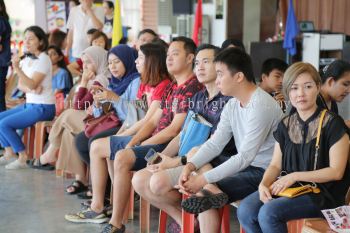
<box><xmin>132</xmin><ymin>169</ymin><xmax>152</xmax><ymax>195</ymax></box>
<box><xmin>90</xmin><ymin>138</ymin><xmax>109</xmax><ymax>159</ymax></box>
<box><xmin>113</xmin><ymin>149</ymin><xmax>135</xmax><ymax>172</ymax></box>
<box><xmin>149</xmin><ymin>171</ymin><xmax>173</xmax><ymax>195</ymax></box>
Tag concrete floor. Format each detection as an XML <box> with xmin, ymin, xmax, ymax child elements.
<box><xmin>0</xmin><ymin>165</ymin><xmax>240</xmax><ymax>233</ymax></box>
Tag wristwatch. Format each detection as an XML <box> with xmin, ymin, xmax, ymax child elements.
<box><xmin>180</xmin><ymin>156</ymin><xmax>187</xmax><ymax>165</ymax></box>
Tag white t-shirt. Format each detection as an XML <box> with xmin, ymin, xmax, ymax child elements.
<box><xmin>67</xmin><ymin>5</ymin><xmax>104</xmax><ymax>58</ymax></box>
<box><xmin>20</xmin><ymin>52</ymin><xmax>55</xmax><ymax>105</ymax></box>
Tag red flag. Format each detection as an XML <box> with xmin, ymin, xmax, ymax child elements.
<box><xmin>192</xmin><ymin>0</ymin><xmax>202</xmax><ymax>45</ymax></box>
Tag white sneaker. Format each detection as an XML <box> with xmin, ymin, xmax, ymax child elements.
<box><xmin>5</xmin><ymin>159</ymin><xmax>28</xmax><ymax>170</ymax></box>
<box><xmin>0</xmin><ymin>156</ymin><xmax>17</xmax><ymax>166</ymax></box>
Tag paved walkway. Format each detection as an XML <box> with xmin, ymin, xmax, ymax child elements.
<box><xmin>0</xmin><ymin>164</ymin><xmax>239</xmax><ymax>233</ymax></box>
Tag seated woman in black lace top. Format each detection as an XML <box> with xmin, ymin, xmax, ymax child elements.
<box><xmin>290</xmin><ymin>60</ymin><xmax>350</xmax><ymax>126</ymax></box>
<box><xmin>237</xmin><ymin>62</ymin><xmax>350</xmax><ymax>233</ymax></box>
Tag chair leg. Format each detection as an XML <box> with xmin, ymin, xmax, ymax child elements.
<box><xmin>122</xmin><ymin>175</ymin><xmax>135</xmax><ymax>224</ymax></box>
<box><xmin>158</xmin><ymin>210</ymin><xmax>168</xmax><ymax>233</ymax></box>
<box><xmin>220</xmin><ymin>205</ymin><xmax>230</xmax><ymax>233</ymax></box>
<box><xmin>29</xmin><ymin>126</ymin><xmax>35</xmax><ymax>158</ymax></box>
<box><xmin>287</xmin><ymin>219</ymin><xmax>304</xmax><ymax>233</ymax></box>
<box><xmin>182</xmin><ymin>210</ymin><xmax>195</xmax><ymax>233</ymax></box>
<box><xmin>23</xmin><ymin>126</ymin><xmax>35</xmax><ymax>159</ymax></box>
<box><xmin>140</xmin><ymin>197</ymin><xmax>150</xmax><ymax>233</ymax></box>
<box><xmin>128</xmin><ymin>186</ymin><xmax>135</xmax><ymax>220</ymax></box>
<box><xmin>56</xmin><ymin>169</ymin><xmax>63</xmax><ymax>177</ymax></box>
<box><xmin>22</xmin><ymin>128</ymin><xmax>30</xmax><ymax>157</ymax></box>
<box><xmin>182</xmin><ymin>194</ymin><xmax>194</xmax><ymax>233</ymax></box>
<box><xmin>34</xmin><ymin>122</ymin><xmax>46</xmax><ymax>159</ymax></box>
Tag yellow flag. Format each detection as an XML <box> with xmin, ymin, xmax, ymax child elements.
<box><xmin>112</xmin><ymin>0</ymin><xmax>123</xmax><ymax>46</ymax></box>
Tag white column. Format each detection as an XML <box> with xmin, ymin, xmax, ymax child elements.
<box><xmin>243</xmin><ymin>0</ymin><xmax>261</xmax><ymax>53</ymax></box>
<box><xmin>35</xmin><ymin>0</ymin><xmax>48</xmax><ymax>32</ymax></box>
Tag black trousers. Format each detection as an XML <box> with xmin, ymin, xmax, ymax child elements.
<box><xmin>0</xmin><ymin>66</ymin><xmax>8</xmax><ymax>112</ymax></box>
<box><xmin>75</xmin><ymin>127</ymin><xmax>120</xmax><ymax>165</ymax></box>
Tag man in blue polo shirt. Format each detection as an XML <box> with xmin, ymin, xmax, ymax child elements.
<box><xmin>132</xmin><ymin>44</ymin><xmax>236</xmax><ymax>232</ymax></box>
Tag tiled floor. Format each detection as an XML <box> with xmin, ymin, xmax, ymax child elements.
<box><xmin>0</xmin><ymin>165</ymin><xmax>240</xmax><ymax>233</ymax></box>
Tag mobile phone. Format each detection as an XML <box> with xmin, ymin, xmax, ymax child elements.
<box><xmin>145</xmin><ymin>148</ymin><xmax>162</xmax><ymax>165</ymax></box>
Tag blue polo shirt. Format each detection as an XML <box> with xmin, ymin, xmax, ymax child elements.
<box><xmin>189</xmin><ymin>89</ymin><xmax>231</xmax><ymax>133</ymax></box>
<box><xmin>189</xmin><ymin>89</ymin><xmax>236</xmax><ymax>154</ymax></box>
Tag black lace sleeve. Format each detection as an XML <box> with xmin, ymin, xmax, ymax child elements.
<box><xmin>325</xmin><ymin>114</ymin><xmax>349</xmax><ymax>149</ymax></box>
<box><xmin>273</xmin><ymin>120</ymin><xmax>286</xmax><ymax>146</ymax></box>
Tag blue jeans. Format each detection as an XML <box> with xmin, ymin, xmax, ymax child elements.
<box><xmin>217</xmin><ymin>166</ymin><xmax>265</xmax><ymax>202</ymax></box>
<box><xmin>0</xmin><ymin>103</ymin><xmax>55</xmax><ymax>152</ymax></box>
<box><xmin>237</xmin><ymin>191</ymin><xmax>323</xmax><ymax>233</ymax></box>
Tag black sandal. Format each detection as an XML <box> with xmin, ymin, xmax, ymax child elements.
<box><xmin>77</xmin><ymin>189</ymin><xmax>93</xmax><ymax>199</ymax></box>
<box><xmin>65</xmin><ymin>180</ymin><xmax>88</xmax><ymax>195</ymax></box>
<box><xmin>181</xmin><ymin>189</ymin><xmax>228</xmax><ymax>214</ymax></box>
<box><xmin>27</xmin><ymin>158</ymin><xmax>55</xmax><ymax>171</ymax></box>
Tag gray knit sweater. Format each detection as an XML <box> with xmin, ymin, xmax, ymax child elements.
<box><xmin>189</xmin><ymin>87</ymin><xmax>284</xmax><ymax>183</ymax></box>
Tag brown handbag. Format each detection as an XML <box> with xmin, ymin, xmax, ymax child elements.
<box><xmin>83</xmin><ymin>102</ymin><xmax>121</xmax><ymax>138</ymax></box>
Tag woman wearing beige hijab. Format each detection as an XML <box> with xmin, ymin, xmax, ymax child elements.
<box><xmin>29</xmin><ymin>46</ymin><xmax>109</xmax><ymax>193</ymax></box>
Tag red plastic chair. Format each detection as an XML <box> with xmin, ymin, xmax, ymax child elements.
<box><xmin>158</xmin><ymin>194</ymin><xmax>229</xmax><ymax>233</ymax></box>
<box><xmin>158</xmin><ymin>194</ymin><xmax>196</xmax><ymax>233</ymax></box>
<box><xmin>22</xmin><ymin>126</ymin><xmax>35</xmax><ymax>159</ymax></box>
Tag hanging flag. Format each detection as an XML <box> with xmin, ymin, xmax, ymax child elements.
<box><xmin>283</xmin><ymin>0</ymin><xmax>299</xmax><ymax>56</ymax></box>
<box><xmin>192</xmin><ymin>0</ymin><xmax>202</xmax><ymax>45</ymax></box>
<box><xmin>112</xmin><ymin>0</ymin><xmax>123</xmax><ymax>46</ymax></box>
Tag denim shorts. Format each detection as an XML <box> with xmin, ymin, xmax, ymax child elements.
<box><xmin>110</xmin><ymin>135</ymin><xmax>168</xmax><ymax>171</ymax></box>
<box><xmin>109</xmin><ymin>135</ymin><xmax>133</xmax><ymax>160</ymax></box>
<box><xmin>129</xmin><ymin>143</ymin><xmax>168</xmax><ymax>171</ymax></box>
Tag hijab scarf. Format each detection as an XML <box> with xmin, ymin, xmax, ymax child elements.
<box><xmin>81</xmin><ymin>46</ymin><xmax>110</xmax><ymax>88</ymax></box>
<box><xmin>107</xmin><ymin>44</ymin><xmax>139</xmax><ymax>95</ymax></box>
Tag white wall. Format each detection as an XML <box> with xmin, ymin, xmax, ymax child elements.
<box><xmin>121</xmin><ymin>0</ymin><xmax>141</xmax><ymax>43</ymax></box>
<box><xmin>35</xmin><ymin>0</ymin><xmax>47</xmax><ymax>32</ymax></box>
<box><xmin>243</xmin><ymin>0</ymin><xmax>261</xmax><ymax>53</ymax></box>
<box><xmin>202</xmin><ymin>0</ymin><xmax>227</xmax><ymax>46</ymax></box>
<box><xmin>5</xmin><ymin>0</ymin><xmax>35</xmax><ymax>32</ymax></box>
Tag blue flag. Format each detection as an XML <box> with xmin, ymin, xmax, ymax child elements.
<box><xmin>283</xmin><ymin>0</ymin><xmax>299</xmax><ymax>56</ymax></box>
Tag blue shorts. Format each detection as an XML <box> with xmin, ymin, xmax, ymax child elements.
<box><xmin>129</xmin><ymin>143</ymin><xmax>168</xmax><ymax>171</ymax></box>
<box><xmin>109</xmin><ymin>135</ymin><xmax>168</xmax><ymax>171</ymax></box>
<box><xmin>109</xmin><ymin>135</ymin><xmax>133</xmax><ymax>159</ymax></box>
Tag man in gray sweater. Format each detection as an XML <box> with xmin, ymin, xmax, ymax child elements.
<box><xmin>178</xmin><ymin>48</ymin><xmax>284</xmax><ymax>233</ymax></box>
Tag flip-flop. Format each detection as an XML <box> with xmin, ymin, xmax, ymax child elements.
<box><xmin>181</xmin><ymin>189</ymin><xmax>228</xmax><ymax>214</ymax></box>
<box><xmin>27</xmin><ymin>158</ymin><xmax>55</xmax><ymax>171</ymax></box>
<box><xmin>66</xmin><ymin>180</ymin><xmax>88</xmax><ymax>195</ymax></box>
